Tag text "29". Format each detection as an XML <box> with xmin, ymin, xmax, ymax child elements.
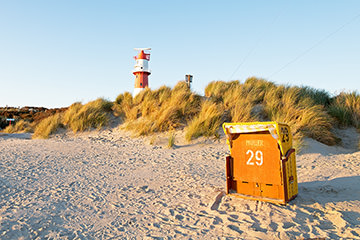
<box><xmin>246</xmin><ymin>150</ymin><xmax>263</xmax><ymax>166</ymax></box>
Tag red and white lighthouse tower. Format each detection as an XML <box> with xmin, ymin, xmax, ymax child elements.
<box><xmin>133</xmin><ymin>48</ymin><xmax>151</xmax><ymax>96</ymax></box>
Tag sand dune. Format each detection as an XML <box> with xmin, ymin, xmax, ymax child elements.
<box><xmin>0</xmin><ymin>129</ymin><xmax>359</xmax><ymax>239</ymax></box>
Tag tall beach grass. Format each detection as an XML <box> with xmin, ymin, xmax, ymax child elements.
<box><xmin>32</xmin><ymin>113</ymin><xmax>63</xmax><ymax>139</ymax></box>
<box><xmin>63</xmin><ymin>98</ymin><xmax>113</xmax><ymax>133</ymax></box>
<box><xmin>328</xmin><ymin>91</ymin><xmax>360</xmax><ymax>128</ymax></box>
<box><xmin>32</xmin><ymin>98</ymin><xmax>113</xmax><ymax>138</ymax></box>
<box><xmin>185</xmin><ymin>100</ymin><xmax>223</xmax><ymax>141</ymax></box>
<box><xmin>205</xmin><ymin>78</ymin><xmax>338</xmax><ymax>146</ymax></box>
<box><xmin>11</xmin><ymin>77</ymin><xmax>358</xmax><ymax>146</ymax></box>
<box><xmin>2</xmin><ymin>120</ymin><xmax>33</xmax><ymax>133</ymax></box>
<box><xmin>120</xmin><ymin>82</ymin><xmax>202</xmax><ymax>136</ymax></box>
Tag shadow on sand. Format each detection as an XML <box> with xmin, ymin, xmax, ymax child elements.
<box><xmin>296</xmin><ymin>176</ymin><xmax>360</xmax><ymax>204</ymax></box>
<box><xmin>281</xmin><ymin>176</ymin><xmax>360</xmax><ymax>239</ymax></box>
<box><xmin>0</xmin><ymin>133</ymin><xmax>32</xmax><ymax>140</ymax></box>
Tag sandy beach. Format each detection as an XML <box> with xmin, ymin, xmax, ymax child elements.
<box><xmin>0</xmin><ymin>128</ymin><xmax>359</xmax><ymax>239</ymax></box>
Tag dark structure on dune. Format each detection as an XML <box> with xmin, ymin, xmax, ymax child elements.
<box><xmin>0</xmin><ymin>106</ymin><xmax>68</xmax><ymax>129</ymax></box>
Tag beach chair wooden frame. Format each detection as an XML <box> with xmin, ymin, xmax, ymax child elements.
<box><xmin>223</xmin><ymin>121</ymin><xmax>298</xmax><ymax>205</ymax></box>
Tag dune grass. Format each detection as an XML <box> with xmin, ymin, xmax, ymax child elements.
<box><xmin>168</xmin><ymin>132</ymin><xmax>175</xmax><ymax>148</ymax></box>
<box><xmin>185</xmin><ymin>101</ymin><xmax>223</xmax><ymax>141</ymax></box>
<box><xmin>223</xmin><ymin>85</ymin><xmax>258</xmax><ymax>122</ymax></box>
<box><xmin>31</xmin><ymin>98</ymin><xmax>113</xmax><ymax>138</ymax></box>
<box><xmin>63</xmin><ymin>98</ymin><xmax>113</xmax><ymax>133</ymax></box>
<box><xmin>113</xmin><ymin>92</ymin><xmax>134</xmax><ymax>119</ymax></box>
<box><xmin>14</xmin><ymin>78</ymin><xmax>358</xmax><ymax>146</ymax></box>
<box><xmin>32</xmin><ymin>113</ymin><xmax>63</xmax><ymax>139</ymax></box>
<box><xmin>2</xmin><ymin>120</ymin><xmax>33</xmax><ymax>133</ymax></box>
<box><xmin>121</xmin><ymin>82</ymin><xmax>202</xmax><ymax>136</ymax></box>
<box><xmin>298</xmin><ymin>86</ymin><xmax>331</xmax><ymax>106</ymax></box>
<box><xmin>263</xmin><ymin>85</ymin><xmax>338</xmax><ymax>145</ymax></box>
<box><xmin>328</xmin><ymin>91</ymin><xmax>360</xmax><ymax>128</ymax></box>
<box><xmin>205</xmin><ymin>80</ymin><xmax>240</xmax><ymax>101</ymax></box>
<box><xmin>205</xmin><ymin>78</ymin><xmax>338</xmax><ymax>146</ymax></box>
<box><xmin>114</xmin><ymin>78</ymin><xmax>348</xmax><ymax>145</ymax></box>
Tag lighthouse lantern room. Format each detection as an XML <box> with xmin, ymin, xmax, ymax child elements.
<box><xmin>133</xmin><ymin>48</ymin><xmax>151</xmax><ymax>96</ymax></box>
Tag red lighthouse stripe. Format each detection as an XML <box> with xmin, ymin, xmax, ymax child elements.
<box><xmin>134</xmin><ymin>72</ymin><xmax>149</xmax><ymax>88</ymax></box>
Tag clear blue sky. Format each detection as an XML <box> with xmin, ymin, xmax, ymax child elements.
<box><xmin>1</xmin><ymin>1</ymin><xmax>359</xmax><ymax>108</ymax></box>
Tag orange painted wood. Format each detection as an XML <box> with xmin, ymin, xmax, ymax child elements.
<box><xmin>231</xmin><ymin>132</ymin><xmax>282</xmax><ymax>184</ymax></box>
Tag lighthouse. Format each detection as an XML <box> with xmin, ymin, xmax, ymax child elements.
<box><xmin>133</xmin><ymin>48</ymin><xmax>151</xmax><ymax>96</ymax></box>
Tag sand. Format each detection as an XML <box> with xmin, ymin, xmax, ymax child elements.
<box><xmin>0</xmin><ymin>128</ymin><xmax>359</xmax><ymax>239</ymax></box>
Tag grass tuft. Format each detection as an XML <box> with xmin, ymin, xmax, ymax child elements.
<box><xmin>328</xmin><ymin>91</ymin><xmax>360</xmax><ymax>128</ymax></box>
<box><xmin>206</xmin><ymin>78</ymin><xmax>338</xmax><ymax>146</ymax></box>
<box><xmin>168</xmin><ymin>132</ymin><xmax>175</xmax><ymax>148</ymax></box>
<box><xmin>205</xmin><ymin>80</ymin><xmax>240</xmax><ymax>102</ymax></box>
<box><xmin>263</xmin><ymin>85</ymin><xmax>337</xmax><ymax>145</ymax></box>
<box><xmin>185</xmin><ymin>101</ymin><xmax>223</xmax><ymax>141</ymax></box>
<box><xmin>298</xmin><ymin>86</ymin><xmax>331</xmax><ymax>106</ymax></box>
<box><xmin>63</xmin><ymin>98</ymin><xmax>113</xmax><ymax>133</ymax></box>
<box><xmin>122</xmin><ymin>82</ymin><xmax>201</xmax><ymax>136</ymax></box>
<box><xmin>32</xmin><ymin>113</ymin><xmax>63</xmax><ymax>139</ymax></box>
<box><xmin>2</xmin><ymin>120</ymin><xmax>33</xmax><ymax>133</ymax></box>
